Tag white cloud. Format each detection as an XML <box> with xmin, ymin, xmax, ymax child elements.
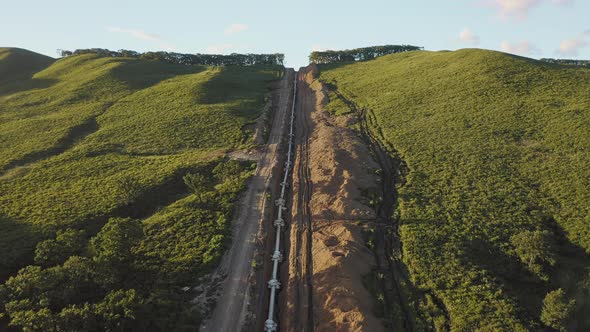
<box><xmin>458</xmin><ymin>28</ymin><xmax>480</xmax><ymax>45</ymax></box>
<box><xmin>224</xmin><ymin>23</ymin><xmax>248</xmax><ymax>35</ymax></box>
<box><xmin>550</xmin><ymin>0</ymin><xmax>572</xmax><ymax>5</ymax></box>
<box><xmin>107</xmin><ymin>27</ymin><xmax>176</xmax><ymax>51</ymax></box>
<box><xmin>500</xmin><ymin>40</ymin><xmax>539</xmax><ymax>55</ymax></box>
<box><xmin>206</xmin><ymin>43</ymin><xmax>235</xmax><ymax>54</ymax></box>
<box><xmin>107</xmin><ymin>27</ymin><xmax>160</xmax><ymax>41</ymax></box>
<box><xmin>557</xmin><ymin>38</ymin><xmax>588</xmax><ymax>56</ymax></box>
<box><xmin>491</xmin><ymin>0</ymin><xmax>541</xmax><ymax>19</ymax></box>
<box><xmin>487</xmin><ymin>0</ymin><xmax>573</xmax><ymax>20</ymax></box>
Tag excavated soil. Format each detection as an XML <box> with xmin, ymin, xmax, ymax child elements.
<box><xmin>282</xmin><ymin>65</ymin><xmax>384</xmax><ymax>332</ymax></box>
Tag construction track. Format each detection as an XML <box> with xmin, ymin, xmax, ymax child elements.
<box><xmin>201</xmin><ymin>69</ymin><xmax>294</xmax><ymax>332</ymax></box>
<box><xmin>282</xmin><ymin>66</ymin><xmax>403</xmax><ymax>332</ymax></box>
<box><xmin>204</xmin><ymin>67</ymin><xmax>394</xmax><ymax>332</ymax></box>
<box><xmin>286</xmin><ymin>71</ymin><xmax>316</xmax><ymax>331</ymax></box>
<box><xmin>262</xmin><ymin>70</ymin><xmax>315</xmax><ymax>332</ymax></box>
<box><xmin>262</xmin><ymin>73</ymin><xmax>298</xmax><ymax>331</ymax></box>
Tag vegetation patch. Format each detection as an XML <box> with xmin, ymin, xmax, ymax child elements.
<box><xmin>319</xmin><ymin>49</ymin><xmax>590</xmax><ymax>331</ymax></box>
<box><xmin>60</xmin><ymin>48</ymin><xmax>284</xmax><ymax>66</ymax></box>
<box><xmin>309</xmin><ymin>44</ymin><xmax>423</xmax><ymax>64</ymax></box>
<box><xmin>0</xmin><ymin>48</ymin><xmax>279</xmax><ymax>330</ymax></box>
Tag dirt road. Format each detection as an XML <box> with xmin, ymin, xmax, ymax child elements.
<box><xmin>200</xmin><ymin>69</ymin><xmax>294</xmax><ymax>332</ymax></box>
<box><xmin>282</xmin><ymin>70</ymin><xmax>316</xmax><ymax>331</ymax></box>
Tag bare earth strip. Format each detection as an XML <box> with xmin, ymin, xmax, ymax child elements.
<box><xmin>200</xmin><ymin>69</ymin><xmax>294</xmax><ymax>332</ymax></box>
<box><xmin>283</xmin><ymin>69</ymin><xmax>315</xmax><ymax>332</ymax></box>
<box><xmin>282</xmin><ymin>66</ymin><xmax>384</xmax><ymax>332</ymax></box>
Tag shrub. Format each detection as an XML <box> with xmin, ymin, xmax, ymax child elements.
<box><xmin>183</xmin><ymin>173</ymin><xmax>207</xmax><ymax>203</ymax></box>
<box><xmin>116</xmin><ymin>176</ymin><xmax>142</xmax><ymax>205</ymax></box>
<box><xmin>541</xmin><ymin>289</ymin><xmax>575</xmax><ymax>331</ymax></box>
<box><xmin>510</xmin><ymin>229</ymin><xmax>556</xmax><ymax>280</ymax></box>
<box><xmin>34</xmin><ymin>229</ymin><xmax>87</xmax><ymax>267</ymax></box>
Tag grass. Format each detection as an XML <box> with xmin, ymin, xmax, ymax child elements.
<box><xmin>318</xmin><ymin>49</ymin><xmax>590</xmax><ymax>331</ymax></box>
<box><xmin>0</xmin><ymin>48</ymin><xmax>281</xmax><ymax>330</ymax></box>
<box><xmin>0</xmin><ymin>48</ymin><xmax>54</xmax><ymax>91</ymax></box>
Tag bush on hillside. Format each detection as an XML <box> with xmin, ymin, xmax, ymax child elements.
<box><xmin>510</xmin><ymin>229</ymin><xmax>556</xmax><ymax>280</ymax></box>
<box><xmin>34</xmin><ymin>229</ymin><xmax>87</xmax><ymax>267</ymax></box>
<box><xmin>541</xmin><ymin>289</ymin><xmax>575</xmax><ymax>331</ymax></box>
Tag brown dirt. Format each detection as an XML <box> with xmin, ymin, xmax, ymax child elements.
<box><xmin>200</xmin><ymin>69</ymin><xmax>294</xmax><ymax>332</ymax></box>
<box><xmin>250</xmin><ymin>98</ymin><xmax>273</xmax><ymax>145</ymax></box>
<box><xmin>282</xmin><ymin>65</ymin><xmax>384</xmax><ymax>332</ymax></box>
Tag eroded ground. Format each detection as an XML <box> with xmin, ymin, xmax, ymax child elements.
<box><xmin>282</xmin><ymin>66</ymin><xmax>384</xmax><ymax>332</ymax></box>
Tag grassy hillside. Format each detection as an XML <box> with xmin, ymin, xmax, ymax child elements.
<box><xmin>0</xmin><ymin>51</ymin><xmax>281</xmax><ymax>330</ymax></box>
<box><xmin>0</xmin><ymin>48</ymin><xmax>54</xmax><ymax>80</ymax></box>
<box><xmin>318</xmin><ymin>49</ymin><xmax>590</xmax><ymax>331</ymax></box>
<box><xmin>0</xmin><ymin>48</ymin><xmax>54</xmax><ymax>95</ymax></box>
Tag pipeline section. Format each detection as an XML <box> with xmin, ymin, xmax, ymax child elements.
<box><xmin>264</xmin><ymin>75</ymin><xmax>297</xmax><ymax>331</ymax></box>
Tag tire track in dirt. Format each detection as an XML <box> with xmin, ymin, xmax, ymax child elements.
<box><xmin>284</xmin><ymin>65</ymin><xmax>409</xmax><ymax>332</ymax></box>
<box><xmin>289</xmin><ymin>70</ymin><xmax>315</xmax><ymax>332</ymax></box>
<box><xmin>283</xmin><ymin>66</ymin><xmax>388</xmax><ymax>332</ymax></box>
<box><xmin>200</xmin><ymin>69</ymin><xmax>294</xmax><ymax>332</ymax></box>
<box><xmin>299</xmin><ymin>70</ymin><xmax>316</xmax><ymax>332</ymax></box>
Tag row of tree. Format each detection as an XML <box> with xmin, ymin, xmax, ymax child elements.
<box><xmin>60</xmin><ymin>48</ymin><xmax>285</xmax><ymax>66</ymax></box>
<box><xmin>309</xmin><ymin>45</ymin><xmax>423</xmax><ymax>64</ymax></box>
<box><xmin>540</xmin><ymin>58</ymin><xmax>590</xmax><ymax>67</ymax></box>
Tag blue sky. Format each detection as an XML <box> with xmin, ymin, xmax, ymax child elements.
<box><xmin>1</xmin><ymin>0</ymin><xmax>589</xmax><ymax>68</ymax></box>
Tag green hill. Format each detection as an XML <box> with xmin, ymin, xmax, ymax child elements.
<box><xmin>0</xmin><ymin>48</ymin><xmax>55</xmax><ymax>95</ymax></box>
<box><xmin>0</xmin><ymin>51</ymin><xmax>281</xmax><ymax>330</ymax></box>
<box><xmin>318</xmin><ymin>49</ymin><xmax>590</xmax><ymax>331</ymax></box>
<box><xmin>0</xmin><ymin>48</ymin><xmax>54</xmax><ymax>79</ymax></box>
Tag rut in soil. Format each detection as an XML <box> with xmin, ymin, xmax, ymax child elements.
<box><xmin>332</xmin><ymin>88</ymin><xmax>417</xmax><ymax>331</ymax></box>
<box><xmin>293</xmin><ymin>71</ymin><xmax>315</xmax><ymax>332</ymax></box>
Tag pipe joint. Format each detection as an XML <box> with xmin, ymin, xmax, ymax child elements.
<box><xmin>268</xmin><ymin>279</ymin><xmax>281</xmax><ymax>289</ymax></box>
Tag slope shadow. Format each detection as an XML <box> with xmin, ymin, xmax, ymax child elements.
<box><xmin>0</xmin><ymin>76</ymin><xmax>57</xmax><ymax>97</ymax></box>
<box><xmin>0</xmin><ymin>48</ymin><xmax>55</xmax><ymax>96</ymax></box>
<box><xmin>79</xmin><ymin>163</ymin><xmax>215</xmax><ymax>236</ymax></box>
<box><xmin>462</xmin><ymin>221</ymin><xmax>590</xmax><ymax>330</ymax></box>
<box><xmin>196</xmin><ymin>66</ymin><xmax>276</xmax><ymax>120</ymax></box>
<box><xmin>0</xmin><ymin>113</ymin><xmax>103</xmax><ymax>175</ymax></box>
<box><xmin>112</xmin><ymin>59</ymin><xmax>206</xmax><ymax>90</ymax></box>
<box><xmin>0</xmin><ymin>214</ymin><xmax>43</xmax><ymax>282</ymax></box>
<box><xmin>1</xmin><ymin>60</ymin><xmax>208</xmax><ymax>175</ymax></box>
<box><xmin>548</xmin><ymin>221</ymin><xmax>590</xmax><ymax>331</ymax></box>
<box><xmin>461</xmin><ymin>237</ymin><xmax>546</xmax><ymax>328</ymax></box>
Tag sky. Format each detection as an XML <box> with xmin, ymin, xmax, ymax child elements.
<box><xmin>1</xmin><ymin>0</ymin><xmax>589</xmax><ymax>68</ymax></box>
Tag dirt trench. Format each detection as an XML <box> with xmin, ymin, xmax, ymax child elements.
<box><xmin>281</xmin><ymin>66</ymin><xmax>385</xmax><ymax>332</ymax></box>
